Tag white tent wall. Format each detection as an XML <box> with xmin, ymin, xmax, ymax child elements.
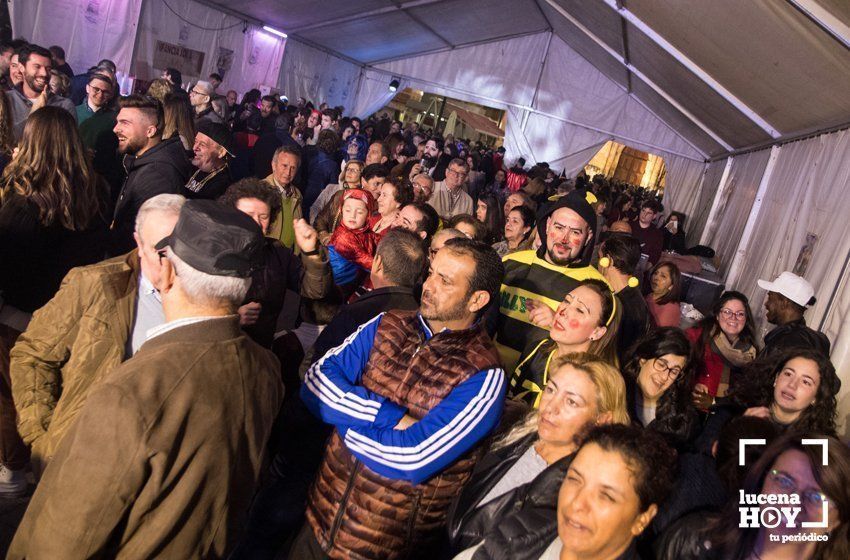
<box><xmin>368</xmin><ymin>32</ymin><xmax>705</xmax><ymax>174</ymax></box>
<box><xmin>10</xmin><ymin>0</ymin><xmax>144</xmax><ymax>75</ymax></box>
<box><xmin>349</xmin><ymin>72</ymin><xmax>408</xmax><ymax>120</ymax></box>
<box><xmin>687</xmin><ymin>158</ymin><xmax>728</xmax><ymax>246</ymax></box>
<box><xmin>719</xmin><ymin>129</ymin><xmax>850</xmax><ymax>432</ymax></box>
<box><xmin>278</xmin><ymin>38</ymin><xmax>361</xmax><ymax>110</ymax></box>
<box><xmin>662</xmin><ymin>156</ymin><xmax>708</xmax><ymax>229</ymax></box>
<box><xmin>701</xmin><ymin>150</ymin><xmax>771</xmax><ymax>275</ymax></box>
<box><xmin>133</xmin><ymin>0</ymin><xmax>285</xmax><ymax>96</ymax></box>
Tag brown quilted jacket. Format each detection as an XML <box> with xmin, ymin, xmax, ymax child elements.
<box><xmin>306</xmin><ymin>311</ymin><xmax>502</xmax><ymax>559</ymax></box>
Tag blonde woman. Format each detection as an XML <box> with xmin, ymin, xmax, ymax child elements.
<box><xmin>447</xmin><ymin>353</ymin><xmax>629</xmax><ymax>554</ymax></box>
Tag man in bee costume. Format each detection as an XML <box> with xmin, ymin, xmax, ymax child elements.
<box><xmin>494</xmin><ymin>189</ymin><xmax>607</xmax><ymax>371</ymax></box>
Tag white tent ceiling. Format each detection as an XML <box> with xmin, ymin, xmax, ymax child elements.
<box><xmin>203</xmin><ymin>0</ymin><xmax>850</xmax><ymax>159</ymax></box>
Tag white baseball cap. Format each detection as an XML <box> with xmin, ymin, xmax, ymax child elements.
<box><xmin>757</xmin><ymin>272</ymin><xmax>815</xmax><ymax>307</ymax></box>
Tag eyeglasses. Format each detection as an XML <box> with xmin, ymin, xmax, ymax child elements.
<box><xmin>652</xmin><ymin>357</ymin><xmax>682</xmax><ymax>380</ymax></box>
<box><xmin>190</xmin><ymin>89</ymin><xmax>206</xmax><ymax>96</ymax></box>
<box><xmin>769</xmin><ymin>470</ymin><xmax>828</xmax><ymax>508</ymax></box>
<box><xmin>88</xmin><ymin>84</ymin><xmax>112</xmax><ymax>97</ymax></box>
<box><xmin>446</xmin><ymin>168</ymin><xmax>468</xmax><ymax>179</ymax></box>
<box><xmin>719</xmin><ymin>308</ymin><xmax>747</xmax><ymax>321</ymax></box>
<box><xmin>156</xmin><ymin>249</ymin><xmax>167</xmax><ymax>263</ymax></box>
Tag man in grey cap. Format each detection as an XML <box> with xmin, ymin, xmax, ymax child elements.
<box><xmin>9</xmin><ymin>200</ymin><xmax>284</xmax><ymax>559</ymax></box>
<box><xmin>758</xmin><ymin>271</ymin><xmax>830</xmax><ymax>357</ymax></box>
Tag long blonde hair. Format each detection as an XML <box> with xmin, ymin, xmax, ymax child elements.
<box><xmin>496</xmin><ymin>352</ymin><xmax>630</xmax><ymax>450</ymax></box>
<box><xmin>1</xmin><ymin>106</ymin><xmax>103</xmax><ymax>230</ymax></box>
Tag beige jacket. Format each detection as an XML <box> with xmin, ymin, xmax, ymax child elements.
<box><xmin>8</xmin><ymin>317</ymin><xmax>283</xmax><ymax>559</ymax></box>
<box><xmin>10</xmin><ymin>251</ymin><xmax>140</xmax><ymax>472</ymax></box>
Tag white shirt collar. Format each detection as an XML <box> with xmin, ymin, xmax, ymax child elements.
<box><xmin>145</xmin><ymin>316</ymin><xmax>222</xmax><ymax>342</ymax></box>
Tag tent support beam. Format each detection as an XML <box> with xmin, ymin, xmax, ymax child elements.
<box><xmin>699</xmin><ymin>157</ymin><xmax>734</xmax><ymax>246</ymax></box>
<box><xmin>600</xmin><ymin>0</ymin><xmax>780</xmax><ymax>139</ymax></box>
<box><xmin>365</xmin><ymin>29</ymin><xmax>548</xmax><ymax>65</ymax></box>
<box><xmin>785</xmin><ymin>0</ymin><xmax>850</xmax><ymax>51</ymax></box>
<box><xmin>540</xmin><ymin>0</ymin><xmax>733</xmax><ymax>151</ymax></box>
<box><xmin>403</xmin><ymin>10</ymin><xmax>454</xmax><ymax>48</ymax></box>
<box><xmin>286</xmin><ymin>0</ymin><xmax>445</xmax><ymax>34</ymax></box>
<box><xmin>630</xmin><ymin>96</ymin><xmax>710</xmax><ymax>160</ymax></box>
<box><xmin>711</xmin><ymin>119</ymin><xmax>850</xmax><ymax>161</ymax></box>
<box><xmin>286</xmin><ymin>36</ymin><xmax>365</xmax><ymax>68</ymax></box>
<box><xmin>725</xmin><ymin>145</ymin><xmax>782</xmax><ymax>287</ymax></box>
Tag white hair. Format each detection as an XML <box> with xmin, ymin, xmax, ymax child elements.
<box><xmin>166</xmin><ymin>249</ymin><xmax>251</xmax><ymax>308</ymax></box>
<box><xmin>135</xmin><ymin>194</ymin><xmax>186</xmax><ymax>237</ymax></box>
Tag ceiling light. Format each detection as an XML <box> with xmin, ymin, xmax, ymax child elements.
<box><xmin>389</xmin><ymin>77</ymin><xmax>400</xmax><ymax>92</ymax></box>
<box><xmin>262</xmin><ymin>25</ymin><xmax>287</xmax><ymax>38</ymax></box>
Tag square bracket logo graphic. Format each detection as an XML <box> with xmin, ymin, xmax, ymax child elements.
<box><xmin>738</xmin><ymin>438</ymin><xmax>829</xmax><ymax>529</ymax></box>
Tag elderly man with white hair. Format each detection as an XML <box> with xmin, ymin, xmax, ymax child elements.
<box><xmin>10</xmin><ymin>200</ymin><xmax>284</xmax><ymax>559</ymax></box>
<box><xmin>190</xmin><ymin>80</ymin><xmax>221</xmax><ymax>125</ymax></box>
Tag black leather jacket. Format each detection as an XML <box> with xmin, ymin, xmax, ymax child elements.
<box><xmin>446</xmin><ymin>433</ymin><xmax>574</xmax><ymax>560</ymax></box>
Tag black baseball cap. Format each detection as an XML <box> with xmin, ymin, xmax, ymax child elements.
<box><xmin>155</xmin><ymin>200</ymin><xmax>263</xmax><ymax>278</ymax></box>
<box><xmin>196</xmin><ymin>121</ymin><xmax>235</xmax><ymax>157</ymax></box>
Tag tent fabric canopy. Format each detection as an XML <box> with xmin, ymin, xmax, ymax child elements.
<box><xmin>206</xmin><ymin>0</ymin><xmax>850</xmax><ymax>159</ymax></box>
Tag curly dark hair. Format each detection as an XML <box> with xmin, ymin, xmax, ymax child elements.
<box><xmin>384</xmin><ymin>179</ymin><xmax>413</xmax><ymax>207</ymax></box>
<box><xmin>708</xmin><ymin>431</ymin><xmax>850</xmax><ymax>560</ymax></box>
<box><xmin>577</xmin><ymin>423</ymin><xmax>677</xmax><ymax>511</ymax></box>
<box><xmin>729</xmin><ymin>348</ymin><xmax>838</xmax><ymax>435</ymax></box>
<box><xmin>622</xmin><ymin>327</ymin><xmax>699</xmax><ymax>446</ymax></box>
<box><xmin>219</xmin><ymin>178</ymin><xmax>282</xmax><ymax>228</ymax></box>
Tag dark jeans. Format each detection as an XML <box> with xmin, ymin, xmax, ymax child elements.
<box><xmin>229</xmin><ymin>397</ymin><xmax>332</xmax><ymax>560</ymax></box>
<box><xmin>0</xmin><ymin>324</ymin><xmax>29</xmax><ymax>470</ymax></box>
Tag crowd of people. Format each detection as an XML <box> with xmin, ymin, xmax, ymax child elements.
<box><xmin>0</xmin><ymin>38</ymin><xmax>848</xmax><ymax>560</ymax></box>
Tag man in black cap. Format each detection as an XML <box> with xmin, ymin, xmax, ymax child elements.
<box><xmin>183</xmin><ymin>121</ymin><xmax>234</xmax><ymax>200</ymax></box>
<box><xmin>10</xmin><ymin>200</ymin><xmax>284</xmax><ymax>559</ymax></box>
<box><xmin>492</xmin><ymin>190</ymin><xmax>608</xmax><ymax>370</ymax></box>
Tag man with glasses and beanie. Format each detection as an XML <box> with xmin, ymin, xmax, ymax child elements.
<box><xmin>428</xmin><ymin>157</ymin><xmax>473</xmax><ymax>219</ymax></box>
<box><xmin>9</xmin><ymin>200</ymin><xmax>283</xmax><ymax>559</ymax></box>
<box><xmin>758</xmin><ymin>271</ymin><xmax>830</xmax><ymax>358</ymax></box>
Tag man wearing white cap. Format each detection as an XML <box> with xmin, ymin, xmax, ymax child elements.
<box><xmin>758</xmin><ymin>271</ymin><xmax>830</xmax><ymax>357</ymax></box>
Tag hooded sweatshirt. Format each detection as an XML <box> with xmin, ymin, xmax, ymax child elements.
<box><xmin>495</xmin><ymin>191</ymin><xmax>607</xmax><ymax>370</ymax></box>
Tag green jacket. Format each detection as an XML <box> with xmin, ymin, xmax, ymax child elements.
<box><xmin>263</xmin><ymin>174</ymin><xmax>303</xmax><ymax>249</ymax></box>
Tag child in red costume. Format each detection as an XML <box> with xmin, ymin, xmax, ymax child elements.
<box><xmin>327</xmin><ymin>188</ymin><xmax>379</xmax><ymax>287</ymax></box>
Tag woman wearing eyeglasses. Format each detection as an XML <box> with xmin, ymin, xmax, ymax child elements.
<box><xmin>623</xmin><ymin>327</ymin><xmax>699</xmax><ymax>448</ymax></box>
<box><xmin>658</xmin><ymin>431</ymin><xmax>850</xmax><ymax>560</ymax></box>
<box><xmin>687</xmin><ymin>291</ymin><xmax>758</xmax><ymax>411</ymax></box>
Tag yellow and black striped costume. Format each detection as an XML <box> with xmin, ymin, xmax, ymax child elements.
<box><xmin>494</xmin><ymin>248</ymin><xmax>606</xmax><ymax>371</ymax></box>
